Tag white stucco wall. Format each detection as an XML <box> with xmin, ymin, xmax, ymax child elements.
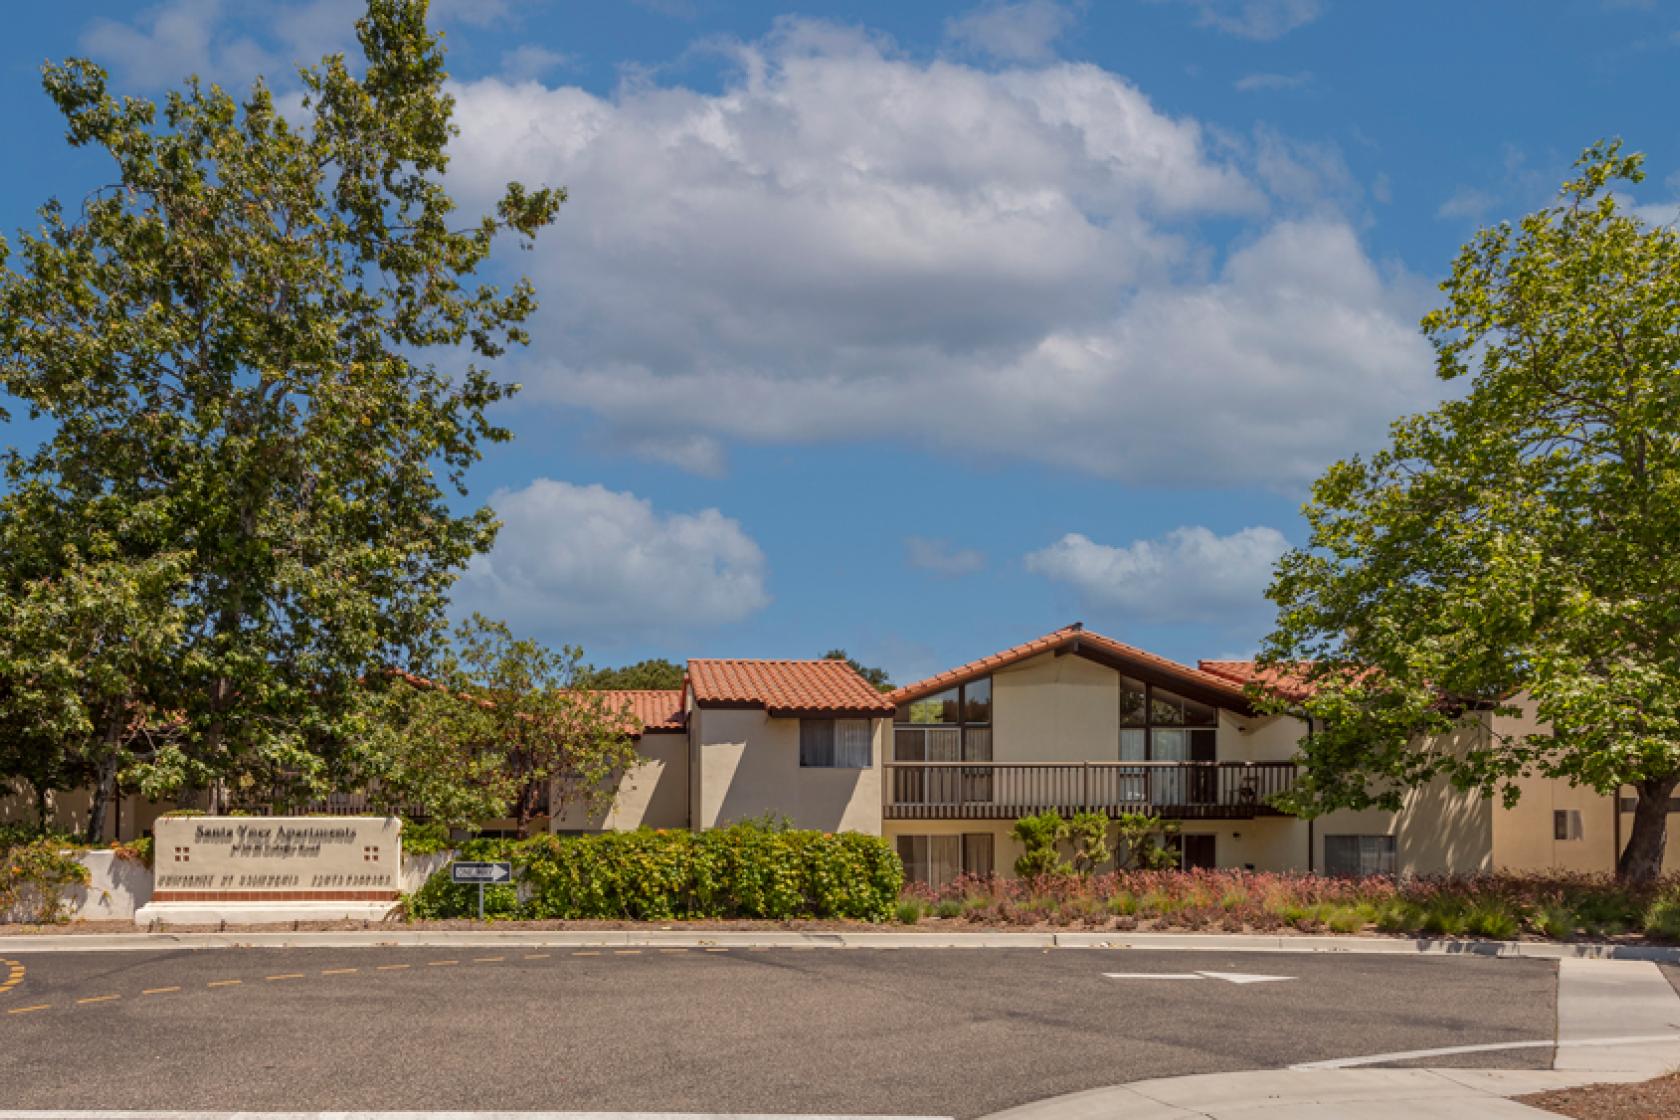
<box><xmin>691</xmin><ymin>706</ymin><xmax>885</xmax><ymax>833</ymax></box>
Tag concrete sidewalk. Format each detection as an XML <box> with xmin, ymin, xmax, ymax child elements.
<box><xmin>7</xmin><ymin>926</ymin><xmax>1680</xmax><ymax>958</ymax></box>
<box><xmin>980</xmin><ymin>956</ymin><xmax>1680</xmax><ymax>1118</ymax></box>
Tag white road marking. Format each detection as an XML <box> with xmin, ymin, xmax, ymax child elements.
<box><xmin>1103</xmin><ymin>970</ymin><xmax>1295</xmax><ymax>984</ymax></box>
<box><xmin>1292</xmin><ymin>1032</ymin><xmax>1680</xmax><ymax>1069</ymax></box>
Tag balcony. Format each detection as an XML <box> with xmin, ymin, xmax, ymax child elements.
<box><xmin>881</xmin><ymin>760</ymin><xmax>1297</xmax><ymax>821</ymax></box>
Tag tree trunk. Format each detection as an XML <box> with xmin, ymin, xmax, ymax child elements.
<box><xmin>1617</xmin><ymin>775</ymin><xmax>1679</xmax><ymax>882</ymax></box>
<box><xmin>85</xmin><ymin>756</ymin><xmax>118</xmax><ymax>844</ymax></box>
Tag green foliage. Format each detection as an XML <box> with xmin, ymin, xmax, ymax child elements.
<box><xmin>820</xmin><ymin>650</ymin><xmax>892</xmax><ymax>691</ymax></box>
<box><xmin>399</xmin><ymin>819</ymin><xmax>452</xmax><ymax>856</ymax></box>
<box><xmin>0</xmin><ymin>1</ymin><xmax>561</xmax><ymax>819</ymax></box>
<box><xmin>1113</xmin><ymin>811</ymin><xmax>1180</xmax><ymax>871</ymax></box>
<box><xmin>1261</xmin><ymin>141</ymin><xmax>1680</xmax><ymax>881</ymax></box>
<box><xmin>1066</xmin><ymin>810</ymin><xmax>1111</xmax><ymax>875</ymax></box>
<box><xmin>1011</xmin><ymin>810</ymin><xmax>1071</xmax><ymax>877</ymax></box>
<box><xmin>1</xmin><ymin>837</ymin><xmax>90</xmax><ymax>923</ymax></box>
<box><xmin>405</xmin><ymin>824</ymin><xmax>903</xmax><ymax>922</ymax></box>
<box><xmin>574</xmin><ymin>659</ymin><xmax>686</xmax><ymax>691</ymax></box>
<box><xmin>933</xmin><ymin>899</ymin><xmax>963</xmax><ymax>919</ymax></box>
<box><xmin>895</xmin><ymin>899</ymin><xmax>924</xmax><ymax>925</ymax></box>
<box><xmin>1644</xmin><ymin>892</ymin><xmax>1680</xmax><ymax>940</ymax></box>
<box><xmin>348</xmin><ymin>615</ymin><xmax>640</xmax><ymax>836</ymax></box>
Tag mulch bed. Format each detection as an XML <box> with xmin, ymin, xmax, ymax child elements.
<box><xmin>1517</xmin><ymin>1074</ymin><xmax>1680</xmax><ymax>1119</ymax></box>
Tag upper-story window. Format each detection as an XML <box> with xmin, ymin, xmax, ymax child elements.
<box><xmin>1119</xmin><ymin>676</ymin><xmax>1218</xmax><ymax>762</ymax></box>
<box><xmin>894</xmin><ymin>678</ymin><xmax>992</xmax><ymax>763</ymax></box>
<box><xmin>800</xmin><ymin>718</ymin><xmax>873</xmax><ymax>768</ymax></box>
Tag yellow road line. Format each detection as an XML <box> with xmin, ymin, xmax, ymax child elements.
<box><xmin>704</xmin><ymin>948</ymin><xmax>730</xmax><ymax>953</ymax></box>
<box><xmin>659</xmin><ymin>948</ymin><xmax>689</xmax><ymax>954</ymax></box>
<box><xmin>472</xmin><ymin>956</ymin><xmax>504</xmax><ymax>963</ymax></box>
<box><xmin>208</xmin><ymin>979</ymin><xmax>242</xmax><ymax>988</ymax></box>
<box><xmin>613</xmin><ymin>950</ymin><xmax>642</xmax><ymax>956</ymax></box>
<box><xmin>573</xmin><ymin>951</ymin><xmax>600</xmax><ymax>957</ymax></box>
<box><xmin>522</xmin><ymin>953</ymin><xmax>550</xmax><ymax>960</ymax></box>
<box><xmin>427</xmin><ymin>960</ymin><xmax>458</xmax><ymax>967</ymax></box>
<box><xmin>265</xmin><ymin>973</ymin><xmax>305</xmax><ymax>981</ymax></box>
<box><xmin>321</xmin><ymin>968</ymin><xmax>359</xmax><ymax>976</ymax></box>
<box><xmin>141</xmin><ymin>986</ymin><xmax>181</xmax><ymax>995</ymax></box>
<box><xmin>76</xmin><ymin>994</ymin><xmax>119</xmax><ymax>1005</ymax></box>
<box><xmin>7</xmin><ymin>1004</ymin><xmax>49</xmax><ymax>1015</ymax></box>
<box><xmin>375</xmin><ymin>963</ymin><xmax>410</xmax><ymax>971</ymax></box>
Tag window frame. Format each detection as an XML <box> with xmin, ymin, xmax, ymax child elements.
<box><xmin>896</xmin><ymin>832</ymin><xmax>996</xmax><ymax>887</ymax></box>
<box><xmin>800</xmin><ymin>717</ymin><xmax>873</xmax><ymax>769</ymax></box>
<box><xmin>1323</xmin><ymin>834</ymin><xmax>1397</xmax><ymax>878</ymax></box>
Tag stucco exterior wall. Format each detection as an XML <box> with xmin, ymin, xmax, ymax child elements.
<box><xmin>691</xmin><ymin>706</ymin><xmax>885</xmax><ymax>833</ymax></box>
<box><xmin>991</xmin><ymin>652</ymin><xmax>1121</xmax><ymax>762</ymax></box>
<box><xmin>549</xmin><ymin>731</ymin><xmax>690</xmax><ymax>832</ymax></box>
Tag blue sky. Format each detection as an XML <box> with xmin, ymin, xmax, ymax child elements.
<box><xmin>2</xmin><ymin>0</ymin><xmax>1677</xmax><ymax>685</ymax></box>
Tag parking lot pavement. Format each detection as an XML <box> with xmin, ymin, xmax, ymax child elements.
<box><xmin>0</xmin><ymin>946</ymin><xmax>1556</xmax><ymax>1118</ymax></box>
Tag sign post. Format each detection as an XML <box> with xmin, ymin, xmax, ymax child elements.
<box><xmin>449</xmin><ymin>860</ymin><xmax>513</xmax><ymax>921</ymax></box>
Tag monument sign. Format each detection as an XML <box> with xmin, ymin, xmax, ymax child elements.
<box><xmin>135</xmin><ymin>815</ymin><xmax>402</xmax><ymax>926</ymax></box>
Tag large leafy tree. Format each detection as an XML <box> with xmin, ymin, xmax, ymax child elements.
<box><xmin>0</xmin><ymin>0</ymin><xmax>561</xmax><ymax>815</ymax></box>
<box><xmin>351</xmin><ymin>616</ymin><xmax>640</xmax><ymax>838</ymax></box>
<box><xmin>822</xmin><ymin>649</ymin><xmax>892</xmax><ymax>691</ymax></box>
<box><xmin>1261</xmin><ymin>142</ymin><xmax>1680</xmax><ymax>881</ymax></box>
<box><xmin>575</xmin><ymin>658</ymin><xmax>686</xmax><ymax>691</ymax></box>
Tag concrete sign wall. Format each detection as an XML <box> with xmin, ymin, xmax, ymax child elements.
<box><xmin>151</xmin><ymin>816</ymin><xmax>401</xmax><ymax>903</ymax></box>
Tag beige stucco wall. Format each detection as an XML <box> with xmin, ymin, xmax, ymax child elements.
<box><xmin>691</xmin><ymin>706</ymin><xmax>885</xmax><ymax>833</ymax></box>
<box><xmin>992</xmin><ymin>652</ymin><xmax>1121</xmax><ymax>762</ymax></box>
<box><xmin>549</xmin><ymin>730</ymin><xmax>690</xmax><ymax>832</ymax></box>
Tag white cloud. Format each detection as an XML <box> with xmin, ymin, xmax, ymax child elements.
<box><xmin>79</xmin><ymin>0</ymin><xmax>523</xmax><ymax>90</ymax></box>
<box><xmin>1234</xmin><ymin>71</ymin><xmax>1312</xmax><ymax>92</ymax></box>
<box><xmin>501</xmin><ymin>44</ymin><xmax>573</xmax><ymax>83</ymax></box>
<box><xmin>445</xmin><ymin>24</ymin><xmax>1434</xmax><ymax>489</ymax></box>
<box><xmin>945</xmin><ymin>1</ymin><xmax>1076</xmax><ymax>63</ymax></box>
<box><xmin>456</xmin><ymin>479</ymin><xmax>770</xmax><ymax>640</ymax></box>
<box><xmin>905</xmin><ymin>537</ymin><xmax>986</xmax><ymax>577</ymax></box>
<box><xmin>1025</xmin><ymin>526</ymin><xmax>1289</xmax><ymax>624</ymax></box>
<box><xmin>1437</xmin><ymin>186</ymin><xmax>1498</xmax><ymax>221</ymax></box>
<box><xmin>1156</xmin><ymin>0</ymin><xmax>1326</xmax><ymax>40</ymax></box>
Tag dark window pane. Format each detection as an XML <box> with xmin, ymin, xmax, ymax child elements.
<box><xmin>799</xmin><ymin>719</ymin><xmax>835</xmax><ymax>767</ymax></box>
<box><xmin>1119</xmin><ymin>677</ymin><xmax>1148</xmax><ymax>726</ymax></box>
<box><xmin>962</xmin><ymin>677</ymin><xmax>992</xmax><ymax>723</ymax></box>
<box><xmin>962</xmin><ymin>833</ymin><xmax>994</xmax><ymax>878</ymax></box>
<box><xmin>1181</xmin><ymin>834</ymin><xmax>1217</xmax><ymax>870</ymax></box>
<box><xmin>1151</xmin><ymin>688</ymin><xmax>1218</xmax><ymax>728</ymax></box>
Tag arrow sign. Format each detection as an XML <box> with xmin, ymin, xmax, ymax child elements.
<box><xmin>450</xmin><ymin>861</ymin><xmax>513</xmax><ymax>884</ymax></box>
<box><xmin>1104</xmin><ymin>970</ymin><xmax>1294</xmax><ymax>985</ymax></box>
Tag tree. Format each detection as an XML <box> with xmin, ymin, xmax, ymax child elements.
<box><xmin>1260</xmin><ymin>141</ymin><xmax>1680</xmax><ymax>881</ymax></box>
<box><xmin>575</xmin><ymin>658</ymin><xmax>685</xmax><ymax>690</ymax></box>
<box><xmin>354</xmin><ymin>616</ymin><xmax>640</xmax><ymax>838</ymax></box>
<box><xmin>0</xmin><ymin>1</ymin><xmax>561</xmax><ymax>812</ymax></box>
<box><xmin>822</xmin><ymin>649</ymin><xmax>892</xmax><ymax>691</ymax></box>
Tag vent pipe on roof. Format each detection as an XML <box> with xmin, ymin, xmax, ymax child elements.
<box><xmin>1069</xmin><ymin>621</ymin><xmax>1084</xmax><ymax>632</ymax></box>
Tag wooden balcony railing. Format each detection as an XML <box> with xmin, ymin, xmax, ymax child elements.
<box><xmin>882</xmin><ymin>760</ymin><xmax>1297</xmax><ymax>820</ymax></box>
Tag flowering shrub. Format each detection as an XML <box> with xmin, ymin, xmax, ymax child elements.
<box><xmin>1</xmin><ymin>837</ymin><xmax>91</xmax><ymax>924</ymax></box>
<box><xmin>895</xmin><ymin>869</ymin><xmax>1680</xmax><ymax>941</ymax></box>
<box><xmin>406</xmin><ymin>822</ymin><xmax>902</xmax><ymax>921</ymax></box>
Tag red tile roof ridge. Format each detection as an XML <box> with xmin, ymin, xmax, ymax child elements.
<box><xmin>887</xmin><ymin>626</ymin><xmax>1252</xmax><ymax>706</ymax></box>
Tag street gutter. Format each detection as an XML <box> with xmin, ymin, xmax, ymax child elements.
<box><xmin>5</xmin><ymin>928</ymin><xmax>1680</xmax><ymax>959</ymax></box>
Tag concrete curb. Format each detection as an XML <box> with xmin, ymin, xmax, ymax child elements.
<box><xmin>5</xmin><ymin>927</ymin><xmax>1680</xmax><ymax>958</ymax></box>
<box><xmin>975</xmin><ymin>1068</ymin><xmax>1653</xmax><ymax>1120</ymax></box>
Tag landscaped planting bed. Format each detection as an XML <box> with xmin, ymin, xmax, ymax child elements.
<box><xmin>893</xmin><ymin>869</ymin><xmax>1680</xmax><ymax>942</ymax></box>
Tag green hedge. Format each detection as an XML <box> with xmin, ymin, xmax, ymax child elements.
<box><xmin>405</xmin><ymin>823</ymin><xmax>902</xmax><ymax>922</ymax></box>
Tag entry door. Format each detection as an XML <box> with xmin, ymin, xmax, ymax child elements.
<box><xmin>1180</xmin><ymin>833</ymin><xmax>1216</xmax><ymax>870</ymax></box>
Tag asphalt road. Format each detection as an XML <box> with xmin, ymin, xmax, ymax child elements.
<box><xmin>0</xmin><ymin>946</ymin><xmax>1556</xmax><ymax>1117</ymax></box>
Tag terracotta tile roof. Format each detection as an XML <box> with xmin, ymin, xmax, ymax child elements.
<box><xmin>1198</xmin><ymin>660</ymin><xmax>1333</xmax><ymax>703</ymax></box>
<box><xmin>887</xmin><ymin>625</ymin><xmax>1253</xmax><ymax>707</ymax></box>
<box><xmin>587</xmin><ymin>690</ymin><xmax>687</xmax><ymax>735</ymax></box>
<box><xmin>686</xmin><ymin>659</ymin><xmax>895</xmax><ymax>716</ymax></box>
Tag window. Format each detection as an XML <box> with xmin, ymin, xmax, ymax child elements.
<box><xmin>893</xmin><ymin>678</ymin><xmax>993</xmax><ymax>805</ymax></box>
<box><xmin>1118</xmin><ymin>680</ymin><xmax>1219</xmax><ymax>804</ymax></box>
<box><xmin>1178</xmin><ymin>833</ymin><xmax>1217</xmax><ymax>870</ymax></box>
<box><xmin>1323</xmin><ymin>834</ymin><xmax>1397</xmax><ymax>877</ymax></box>
<box><xmin>897</xmin><ymin>833</ymin><xmax>994</xmax><ymax>887</ymax></box>
<box><xmin>800</xmin><ymin>719</ymin><xmax>872</xmax><ymax>768</ymax></box>
<box><xmin>1554</xmin><ymin>809</ymin><xmax>1583</xmax><ymax>841</ymax></box>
